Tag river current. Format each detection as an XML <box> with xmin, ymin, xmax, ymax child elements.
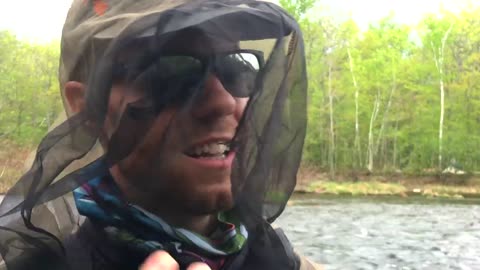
<box><xmin>275</xmin><ymin>195</ymin><xmax>480</xmax><ymax>270</ymax></box>
<box><xmin>1</xmin><ymin>195</ymin><xmax>479</xmax><ymax>269</ymax></box>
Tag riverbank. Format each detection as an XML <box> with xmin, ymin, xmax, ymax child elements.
<box><xmin>0</xmin><ymin>140</ymin><xmax>30</xmax><ymax>193</ymax></box>
<box><xmin>2</xmin><ymin>141</ymin><xmax>480</xmax><ymax>199</ymax></box>
<box><xmin>293</xmin><ymin>165</ymin><xmax>480</xmax><ymax>199</ymax></box>
<box><xmin>295</xmin><ymin>179</ymin><xmax>480</xmax><ymax>199</ymax></box>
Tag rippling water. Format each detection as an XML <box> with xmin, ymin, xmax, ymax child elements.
<box><xmin>275</xmin><ymin>195</ymin><xmax>480</xmax><ymax>270</ymax></box>
<box><xmin>1</xmin><ymin>195</ymin><xmax>479</xmax><ymax>269</ymax></box>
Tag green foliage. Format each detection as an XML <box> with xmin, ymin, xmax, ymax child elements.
<box><xmin>296</xmin><ymin>4</ymin><xmax>480</xmax><ymax>174</ymax></box>
<box><xmin>0</xmin><ymin>31</ymin><xmax>62</xmax><ymax>145</ymax></box>
<box><xmin>279</xmin><ymin>0</ymin><xmax>316</xmax><ymax>22</ymax></box>
<box><xmin>2</xmin><ymin>2</ymin><xmax>480</xmax><ymax>182</ymax></box>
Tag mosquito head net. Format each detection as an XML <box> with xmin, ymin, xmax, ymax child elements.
<box><xmin>0</xmin><ymin>0</ymin><xmax>307</xmax><ymax>268</ymax></box>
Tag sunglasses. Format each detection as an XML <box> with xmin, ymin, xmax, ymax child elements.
<box><xmin>112</xmin><ymin>50</ymin><xmax>264</xmax><ymax>107</ymax></box>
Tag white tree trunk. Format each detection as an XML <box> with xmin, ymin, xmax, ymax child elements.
<box><xmin>367</xmin><ymin>91</ymin><xmax>381</xmax><ymax>172</ymax></box>
<box><xmin>393</xmin><ymin>120</ymin><xmax>399</xmax><ymax>169</ymax></box>
<box><xmin>439</xmin><ymin>78</ymin><xmax>445</xmax><ymax>170</ymax></box>
<box><xmin>347</xmin><ymin>47</ymin><xmax>362</xmax><ymax>168</ymax></box>
<box><xmin>432</xmin><ymin>24</ymin><xmax>453</xmax><ymax>171</ymax></box>
<box><xmin>375</xmin><ymin>55</ymin><xmax>396</xmax><ymax>157</ymax></box>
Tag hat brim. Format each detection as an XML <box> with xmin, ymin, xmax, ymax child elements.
<box><xmin>93</xmin><ymin>4</ymin><xmax>295</xmax><ymax>42</ymax></box>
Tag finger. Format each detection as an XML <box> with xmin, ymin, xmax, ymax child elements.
<box><xmin>139</xmin><ymin>250</ymin><xmax>180</xmax><ymax>270</ymax></box>
<box><xmin>186</xmin><ymin>262</ymin><xmax>211</xmax><ymax>270</ymax></box>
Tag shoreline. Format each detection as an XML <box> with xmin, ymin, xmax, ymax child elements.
<box><xmin>293</xmin><ymin>190</ymin><xmax>480</xmax><ymax>199</ymax></box>
<box><xmin>294</xmin><ymin>179</ymin><xmax>480</xmax><ymax>200</ymax></box>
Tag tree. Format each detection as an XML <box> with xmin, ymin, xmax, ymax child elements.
<box><xmin>279</xmin><ymin>0</ymin><xmax>316</xmax><ymax>22</ymax></box>
<box><xmin>0</xmin><ymin>31</ymin><xmax>61</xmax><ymax>145</ymax></box>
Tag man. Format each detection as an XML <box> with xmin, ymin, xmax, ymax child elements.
<box><xmin>0</xmin><ymin>0</ymin><xmax>317</xmax><ymax>269</ymax></box>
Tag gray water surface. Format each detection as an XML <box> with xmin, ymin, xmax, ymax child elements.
<box><xmin>275</xmin><ymin>196</ymin><xmax>480</xmax><ymax>270</ymax></box>
<box><xmin>1</xmin><ymin>195</ymin><xmax>479</xmax><ymax>269</ymax></box>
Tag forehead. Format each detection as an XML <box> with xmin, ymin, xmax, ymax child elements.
<box><xmin>117</xmin><ymin>27</ymin><xmax>240</xmax><ymax>61</ymax></box>
<box><xmin>163</xmin><ymin>28</ymin><xmax>240</xmax><ymax>54</ymax></box>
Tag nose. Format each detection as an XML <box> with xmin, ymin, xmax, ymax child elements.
<box><xmin>191</xmin><ymin>74</ymin><xmax>236</xmax><ymax>120</ymax></box>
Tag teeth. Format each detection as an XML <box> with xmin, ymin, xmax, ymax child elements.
<box><xmin>218</xmin><ymin>144</ymin><xmax>226</xmax><ymax>153</ymax></box>
<box><xmin>189</xmin><ymin>142</ymin><xmax>231</xmax><ymax>157</ymax></box>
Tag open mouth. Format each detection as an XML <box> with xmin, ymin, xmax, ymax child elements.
<box><xmin>184</xmin><ymin>141</ymin><xmax>232</xmax><ymax>160</ymax></box>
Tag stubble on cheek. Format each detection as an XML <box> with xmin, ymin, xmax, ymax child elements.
<box><xmin>116</xmin><ymin>109</ymin><xmax>177</xmax><ymax>187</ymax></box>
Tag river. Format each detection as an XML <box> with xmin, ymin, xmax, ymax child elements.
<box><xmin>1</xmin><ymin>195</ymin><xmax>479</xmax><ymax>269</ymax></box>
<box><xmin>275</xmin><ymin>195</ymin><xmax>480</xmax><ymax>270</ymax></box>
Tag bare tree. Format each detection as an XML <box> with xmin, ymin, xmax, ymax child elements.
<box><xmin>367</xmin><ymin>90</ymin><xmax>381</xmax><ymax>172</ymax></box>
<box><xmin>374</xmin><ymin>53</ymin><xmax>397</xmax><ymax>163</ymax></box>
<box><xmin>431</xmin><ymin>23</ymin><xmax>453</xmax><ymax>171</ymax></box>
<box><xmin>347</xmin><ymin>47</ymin><xmax>362</xmax><ymax>169</ymax></box>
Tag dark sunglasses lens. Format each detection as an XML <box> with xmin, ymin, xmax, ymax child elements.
<box><xmin>120</xmin><ymin>52</ymin><xmax>260</xmax><ymax>114</ymax></box>
<box><xmin>141</xmin><ymin>56</ymin><xmax>204</xmax><ymax>106</ymax></box>
<box><xmin>156</xmin><ymin>56</ymin><xmax>204</xmax><ymax>79</ymax></box>
<box><xmin>217</xmin><ymin>52</ymin><xmax>261</xmax><ymax>97</ymax></box>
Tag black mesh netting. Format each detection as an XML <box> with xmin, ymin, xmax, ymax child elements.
<box><xmin>0</xmin><ymin>0</ymin><xmax>307</xmax><ymax>269</ymax></box>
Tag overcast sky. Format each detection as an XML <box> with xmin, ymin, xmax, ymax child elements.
<box><xmin>0</xmin><ymin>0</ymin><xmax>477</xmax><ymax>43</ymax></box>
<box><xmin>314</xmin><ymin>0</ymin><xmax>477</xmax><ymax>31</ymax></box>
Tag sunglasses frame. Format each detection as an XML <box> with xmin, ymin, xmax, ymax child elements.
<box><xmin>112</xmin><ymin>49</ymin><xmax>265</xmax><ymax>82</ymax></box>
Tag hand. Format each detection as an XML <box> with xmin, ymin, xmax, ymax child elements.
<box><xmin>139</xmin><ymin>251</ymin><xmax>211</xmax><ymax>270</ymax></box>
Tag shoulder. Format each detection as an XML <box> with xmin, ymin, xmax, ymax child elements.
<box><xmin>63</xmin><ymin>220</ymin><xmax>145</xmax><ymax>270</ymax></box>
<box><xmin>296</xmin><ymin>254</ymin><xmax>324</xmax><ymax>270</ymax></box>
<box><xmin>63</xmin><ymin>219</ymin><xmax>113</xmax><ymax>270</ymax></box>
<box><xmin>271</xmin><ymin>227</ymin><xmax>323</xmax><ymax>270</ymax></box>
<box><xmin>63</xmin><ymin>224</ymin><xmax>95</xmax><ymax>270</ymax></box>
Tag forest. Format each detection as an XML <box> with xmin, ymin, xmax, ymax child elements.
<box><xmin>1</xmin><ymin>1</ymin><xmax>480</xmax><ymax>191</ymax></box>
<box><xmin>280</xmin><ymin>0</ymin><xmax>480</xmax><ymax>180</ymax></box>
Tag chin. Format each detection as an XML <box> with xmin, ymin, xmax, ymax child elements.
<box><xmin>185</xmin><ymin>186</ymin><xmax>234</xmax><ymax>215</ymax></box>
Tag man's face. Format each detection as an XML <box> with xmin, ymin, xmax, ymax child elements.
<box><xmin>104</xmin><ymin>30</ymin><xmax>253</xmax><ymax>216</ymax></box>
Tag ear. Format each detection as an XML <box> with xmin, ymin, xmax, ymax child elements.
<box><xmin>64</xmin><ymin>81</ymin><xmax>86</xmax><ymax>114</ymax></box>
